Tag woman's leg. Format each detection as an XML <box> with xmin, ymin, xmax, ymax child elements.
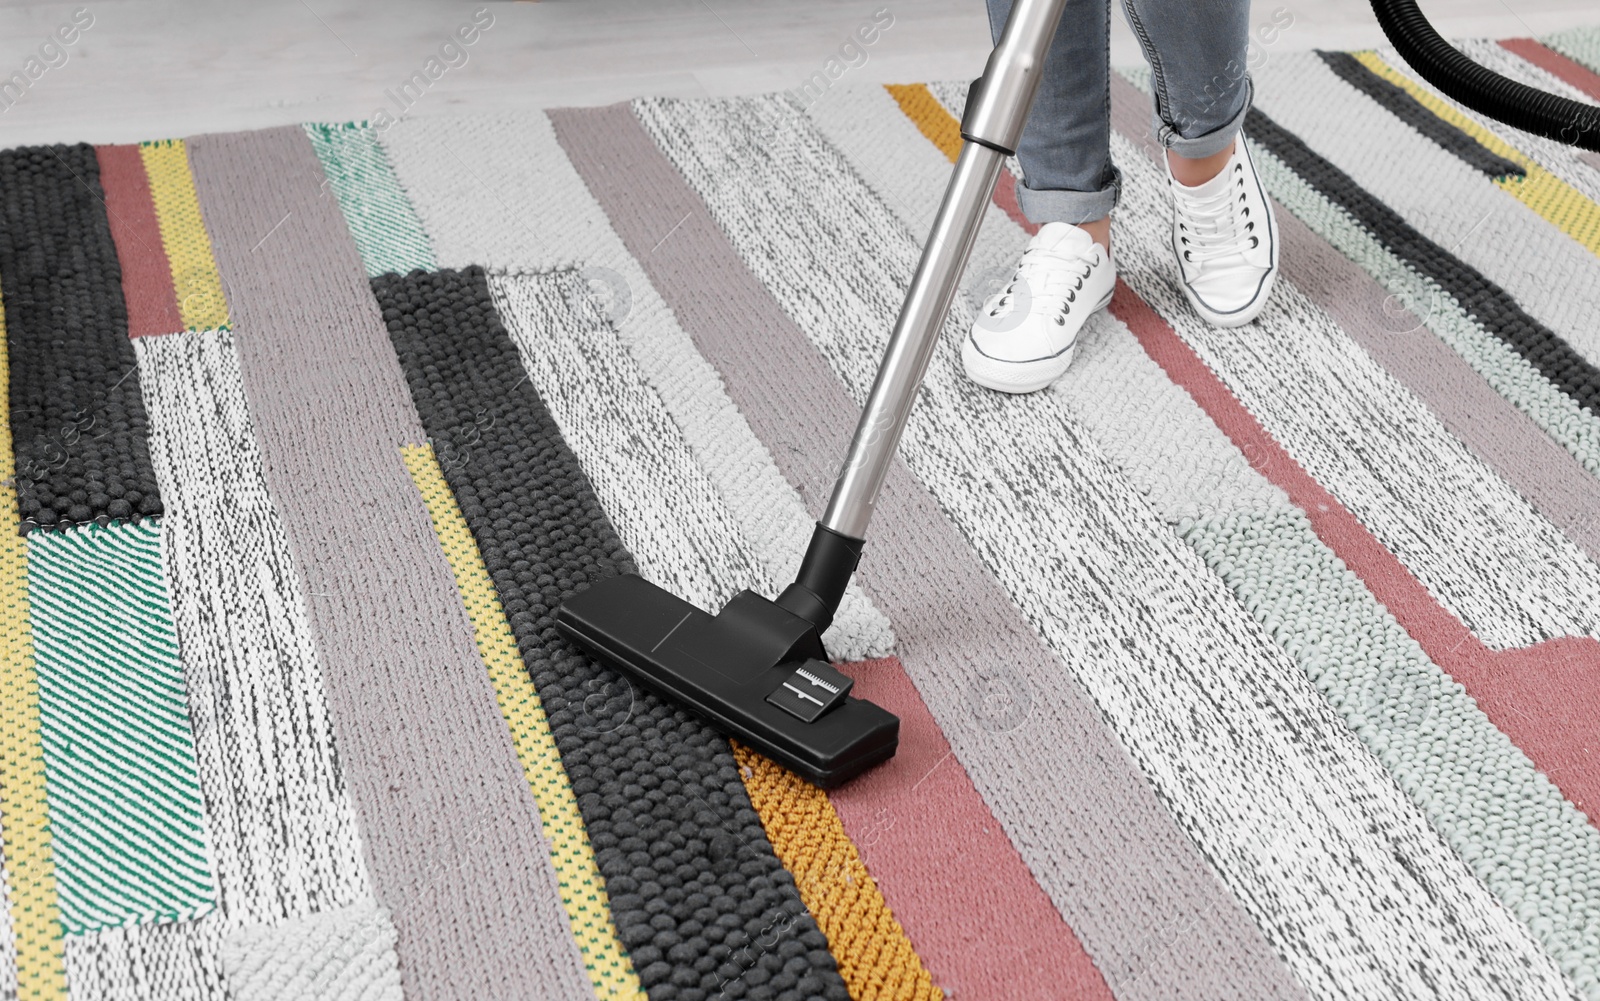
<box><xmin>1118</xmin><ymin>0</ymin><xmax>1253</xmax><ymax>167</ymax></box>
<box><xmin>985</xmin><ymin>0</ymin><xmax>1117</xmax><ymax>244</ymax></box>
<box><xmin>1120</xmin><ymin>0</ymin><xmax>1278</xmax><ymax>327</ymax></box>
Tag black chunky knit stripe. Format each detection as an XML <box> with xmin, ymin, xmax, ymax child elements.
<box><xmin>373</xmin><ymin>266</ymin><xmax>848</xmax><ymax>1001</ymax></box>
<box><xmin>0</xmin><ymin>144</ymin><xmax>163</xmax><ymax>532</ymax></box>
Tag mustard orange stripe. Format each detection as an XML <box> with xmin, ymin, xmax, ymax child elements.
<box><xmin>731</xmin><ymin>740</ymin><xmax>942</xmax><ymax>1001</ymax></box>
<box><xmin>139</xmin><ymin>140</ymin><xmax>230</xmax><ymax>331</ymax></box>
<box><xmin>0</xmin><ymin>276</ymin><xmax>67</xmax><ymax>999</ymax></box>
<box><xmin>884</xmin><ymin>85</ymin><xmax>964</xmax><ymax>162</ymax></box>
<box><xmin>402</xmin><ymin>443</ymin><xmax>645</xmax><ymax>1001</ymax></box>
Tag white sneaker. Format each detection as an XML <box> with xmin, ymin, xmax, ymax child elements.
<box><xmin>1168</xmin><ymin>137</ymin><xmax>1278</xmax><ymax>328</ymax></box>
<box><xmin>962</xmin><ymin>222</ymin><xmax>1115</xmax><ymax>394</ymax></box>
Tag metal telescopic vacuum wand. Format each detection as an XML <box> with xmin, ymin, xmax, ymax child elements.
<box><xmin>775</xmin><ymin>0</ymin><xmax>1069</xmax><ymax>630</ymax></box>
<box><xmin>554</xmin><ymin>0</ymin><xmax>1069</xmax><ymax>786</ymax></box>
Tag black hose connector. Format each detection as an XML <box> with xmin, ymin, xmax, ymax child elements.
<box><xmin>775</xmin><ymin>523</ymin><xmax>865</xmax><ymax>635</ymax></box>
<box><xmin>1370</xmin><ymin>0</ymin><xmax>1599</xmax><ymax>151</ymax></box>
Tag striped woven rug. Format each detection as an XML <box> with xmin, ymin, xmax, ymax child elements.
<box><xmin>2</xmin><ymin>24</ymin><xmax>1600</xmax><ymax>1001</ymax></box>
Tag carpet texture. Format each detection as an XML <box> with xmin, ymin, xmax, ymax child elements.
<box><xmin>1</xmin><ymin>27</ymin><xmax>1599</xmax><ymax>1001</ymax></box>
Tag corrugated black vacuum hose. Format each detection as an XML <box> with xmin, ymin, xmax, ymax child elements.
<box><xmin>1370</xmin><ymin>0</ymin><xmax>1600</xmax><ymax>151</ymax></box>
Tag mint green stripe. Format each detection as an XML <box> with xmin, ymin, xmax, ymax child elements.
<box><xmin>303</xmin><ymin>121</ymin><xmax>436</xmax><ymax>277</ymax></box>
<box><xmin>1183</xmin><ymin>509</ymin><xmax>1600</xmax><ymax>998</ymax></box>
<box><xmin>27</xmin><ymin>519</ymin><xmax>216</xmax><ymax>935</ymax></box>
<box><xmin>1541</xmin><ymin>25</ymin><xmax>1600</xmax><ymax>74</ymax></box>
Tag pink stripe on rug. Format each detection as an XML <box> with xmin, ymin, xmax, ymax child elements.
<box><xmin>95</xmin><ymin>144</ymin><xmax>184</xmax><ymax>337</ymax></box>
<box><xmin>831</xmin><ymin>657</ymin><xmax>1114</xmax><ymax>1001</ymax></box>
<box><xmin>1110</xmin><ymin>280</ymin><xmax>1600</xmax><ymax>822</ymax></box>
<box><xmin>1499</xmin><ymin>37</ymin><xmax>1600</xmax><ymax>101</ymax></box>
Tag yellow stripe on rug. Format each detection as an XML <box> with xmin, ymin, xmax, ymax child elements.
<box><xmin>884</xmin><ymin>84</ymin><xmax>964</xmax><ymax>163</ymax></box>
<box><xmin>1354</xmin><ymin>50</ymin><xmax>1600</xmax><ymax>257</ymax></box>
<box><xmin>401</xmin><ymin>443</ymin><xmax>644</xmax><ymax>1001</ymax></box>
<box><xmin>732</xmin><ymin>742</ymin><xmax>942</xmax><ymax>1001</ymax></box>
<box><xmin>0</xmin><ymin>277</ymin><xmax>66</xmax><ymax>1001</ymax></box>
<box><xmin>139</xmin><ymin>140</ymin><xmax>230</xmax><ymax>331</ymax></box>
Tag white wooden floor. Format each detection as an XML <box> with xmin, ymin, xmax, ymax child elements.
<box><xmin>0</xmin><ymin>0</ymin><xmax>1594</xmax><ymax>147</ymax></box>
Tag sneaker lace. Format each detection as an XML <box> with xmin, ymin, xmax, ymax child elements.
<box><xmin>1177</xmin><ymin>165</ymin><xmax>1260</xmax><ymax>266</ymax></box>
<box><xmin>988</xmin><ymin>244</ymin><xmax>1099</xmax><ymax>326</ymax></box>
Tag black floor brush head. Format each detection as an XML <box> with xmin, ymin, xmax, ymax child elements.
<box><xmin>556</xmin><ymin>574</ymin><xmax>899</xmax><ymax>787</ymax></box>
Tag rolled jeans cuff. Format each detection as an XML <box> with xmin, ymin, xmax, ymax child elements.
<box><xmin>1015</xmin><ymin>165</ymin><xmax>1121</xmax><ymax>226</ymax></box>
<box><xmin>1155</xmin><ymin>75</ymin><xmax>1253</xmax><ymax>159</ymax></box>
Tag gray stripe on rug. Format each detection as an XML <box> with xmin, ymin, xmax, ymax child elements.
<box><xmin>186</xmin><ymin>125</ymin><xmax>592</xmax><ymax>1001</ymax></box>
<box><xmin>1105</xmin><ymin>70</ymin><xmax>1600</xmax><ymax>569</ymax></box>
<box><xmin>549</xmin><ymin>100</ymin><xmax>1309</xmax><ymax>1001</ymax></box>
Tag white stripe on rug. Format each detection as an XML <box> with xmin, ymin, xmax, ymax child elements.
<box><xmin>632</xmin><ymin>88</ymin><xmax>1579</xmax><ymax>1000</ymax></box>
<box><xmin>220</xmin><ymin>899</ymin><xmax>403</xmax><ymax>1001</ymax></box>
<box><xmin>64</xmin><ymin>915</ymin><xmax>227</xmax><ymax>1001</ymax></box>
<box><xmin>1252</xmin><ymin>51</ymin><xmax>1600</xmax><ymax>368</ymax></box>
<box><xmin>62</xmin><ymin>896</ymin><xmax>403</xmax><ymax>1001</ymax></box>
<box><xmin>491</xmin><ymin>268</ymin><xmax>771</xmax><ymax>617</ymax></box>
<box><xmin>0</xmin><ymin>827</ymin><xmax>15</xmax><ymax>1001</ymax></box>
<box><xmin>378</xmin><ymin>112</ymin><xmax>894</xmax><ymax>661</ymax></box>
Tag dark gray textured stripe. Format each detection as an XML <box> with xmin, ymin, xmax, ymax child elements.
<box><xmin>0</xmin><ymin>143</ymin><xmax>163</xmax><ymax>532</ymax></box>
<box><xmin>549</xmin><ymin>101</ymin><xmax>1308</xmax><ymax>1001</ymax></box>
<box><xmin>185</xmin><ymin>126</ymin><xmax>591</xmax><ymax>1001</ymax></box>
<box><xmin>373</xmin><ymin>265</ymin><xmax>848</xmax><ymax>1001</ymax></box>
<box><xmin>1105</xmin><ymin>71</ymin><xmax>1600</xmax><ymax>564</ymax></box>
<box><xmin>1316</xmin><ymin>51</ymin><xmax>1526</xmax><ymax>179</ymax></box>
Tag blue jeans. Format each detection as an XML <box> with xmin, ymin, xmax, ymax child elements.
<box><xmin>984</xmin><ymin>0</ymin><xmax>1253</xmax><ymax>224</ymax></box>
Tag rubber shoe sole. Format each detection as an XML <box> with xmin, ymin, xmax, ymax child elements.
<box><xmin>961</xmin><ymin>287</ymin><xmax>1114</xmax><ymax>394</ymax></box>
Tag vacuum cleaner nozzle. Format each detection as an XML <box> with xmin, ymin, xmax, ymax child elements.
<box><xmin>556</xmin><ymin>564</ymin><xmax>899</xmax><ymax>787</ymax></box>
